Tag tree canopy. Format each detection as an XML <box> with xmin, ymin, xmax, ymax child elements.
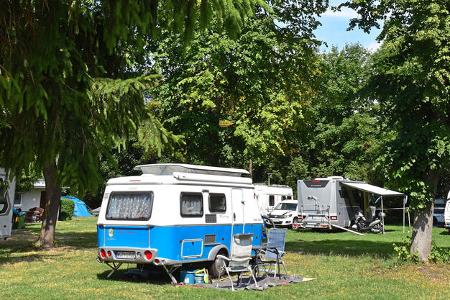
<box><xmin>0</xmin><ymin>0</ymin><xmax>268</xmax><ymax>247</ymax></box>
<box><xmin>342</xmin><ymin>0</ymin><xmax>450</xmax><ymax>261</ymax></box>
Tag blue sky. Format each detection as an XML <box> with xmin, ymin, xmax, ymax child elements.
<box><xmin>314</xmin><ymin>0</ymin><xmax>381</xmax><ymax>52</ymax></box>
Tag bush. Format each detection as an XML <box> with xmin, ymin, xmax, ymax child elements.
<box><xmin>59</xmin><ymin>198</ymin><xmax>74</xmax><ymax>221</ymax></box>
<box><xmin>393</xmin><ymin>241</ymin><xmax>450</xmax><ymax>264</ymax></box>
<box><xmin>429</xmin><ymin>243</ymin><xmax>450</xmax><ymax>263</ymax></box>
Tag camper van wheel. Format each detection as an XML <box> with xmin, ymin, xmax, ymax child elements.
<box><xmin>209</xmin><ymin>250</ymin><xmax>228</xmax><ymax>279</ymax></box>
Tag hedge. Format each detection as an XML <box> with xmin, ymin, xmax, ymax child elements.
<box><xmin>59</xmin><ymin>198</ymin><xmax>75</xmax><ymax>221</ymax></box>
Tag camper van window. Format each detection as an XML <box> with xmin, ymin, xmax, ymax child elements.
<box><xmin>180</xmin><ymin>192</ymin><xmax>203</xmax><ymax>217</ymax></box>
<box><xmin>209</xmin><ymin>193</ymin><xmax>226</xmax><ymax>213</ymax></box>
<box><xmin>106</xmin><ymin>192</ymin><xmax>153</xmax><ymax>221</ymax></box>
<box><xmin>269</xmin><ymin>195</ymin><xmax>275</xmax><ymax>207</ymax></box>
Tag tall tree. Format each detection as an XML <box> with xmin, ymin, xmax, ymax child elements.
<box><xmin>343</xmin><ymin>0</ymin><xmax>450</xmax><ymax>260</ymax></box>
<box><xmin>152</xmin><ymin>1</ymin><xmax>327</xmax><ymax>181</ymax></box>
<box><xmin>0</xmin><ymin>0</ymin><xmax>266</xmax><ymax>248</ymax></box>
<box><xmin>299</xmin><ymin>45</ymin><xmax>383</xmax><ymax>182</ymax></box>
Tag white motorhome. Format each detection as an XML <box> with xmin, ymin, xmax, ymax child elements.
<box><xmin>0</xmin><ymin>168</ymin><xmax>15</xmax><ymax>240</ymax></box>
<box><xmin>97</xmin><ymin>164</ymin><xmax>263</xmax><ymax>279</ymax></box>
<box><xmin>254</xmin><ymin>184</ymin><xmax>293</xmax><ymax>216</ymax></box>
<box><xmin>444</xmin><ymin>191</ymin><xmax>450</xmax><ymax>232</ymax></box>
<box><xmin>297</xmin><ymin>176</ymin><xmax>405</xmax><ymax>230</ymax></box>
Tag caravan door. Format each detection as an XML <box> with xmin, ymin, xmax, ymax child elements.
<box><xmin>0</xmin><ymin>169</ymin><xmax>14</xmax><ymax>240</ymax></box>
<box><xmin>231</xmin><ymin>188</ymin><xmax>245</xmax><ymax>235</ymax></box>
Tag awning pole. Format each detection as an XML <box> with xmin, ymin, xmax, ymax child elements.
<box><xmin>402</xmin><ymin>195</ymin><xmax>406</xmax><ymax>233</ymax></box>
<box><xmin>381</xmin><ymin>196</ymin><xmax>385</xmax><ymax>234</ymax></box>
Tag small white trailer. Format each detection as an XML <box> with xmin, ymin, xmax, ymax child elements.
<box><xmin>0</xmin><ymin>168</ymin><xmax>15</xmax><ymax>240</ymax></box>
<box><xmin>254</xmin><ymin>184</ymin><xmax>293</xmax><ymax>216</ymax></box>
<box><xmin>96</xmin><ymin>163</ymin><xmax>263</xmax><ymax>280</ymax></box>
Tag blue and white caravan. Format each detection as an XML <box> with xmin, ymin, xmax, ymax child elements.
<box><xmin>0</xmin><ymin>168</ymin><xmax>15</xmax><ymax>240</ymax></box>
<box><xmin>97</xmin><ymin>164</ymin><xmax>263</xmax><ymax>280</ymax></box>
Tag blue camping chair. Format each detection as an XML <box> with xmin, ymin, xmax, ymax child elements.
<box><xmin>258</xmin><ymin>228</ymin><xmax>287</xmax><ymax>278</ymax></box>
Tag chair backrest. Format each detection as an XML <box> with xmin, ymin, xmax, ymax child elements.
<box><xmin>229</xmin><ymin>233</ymin><xmax>253</xmax><ymax>268</ymax></box>
<box><xmin>265</xmin><ymin>228</ymin><xmax>287</xmax><ymax>260</ymax></box>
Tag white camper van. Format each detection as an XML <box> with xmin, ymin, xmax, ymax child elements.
<box><xmin>297</xmin><ymin>176</ymin><xmax>404</xmax><ymax>230</ymax></box>
<box><xmin>444</xmin><ymin>191</ymin><xmax>450</xmax><ymax>232</ymax></box>
<box><xmin>97</xmin><ymin>164</ymin><xmax>263</xmax><ymax>279</ymax></box>
<box><xmin>0</xmin><ymin>168</ymin><xmax>15</xmax><ymax>240</ymax></box>
<box><xmin>254</xmin><ymin>184</ymin><xmax>293</xmax><ymax>216</ymax></box>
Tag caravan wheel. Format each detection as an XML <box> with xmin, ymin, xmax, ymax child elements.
<box><xmin>209</xmin><ymin>250</ymin><xmax>228</xmax><ymax>278</ymax></box>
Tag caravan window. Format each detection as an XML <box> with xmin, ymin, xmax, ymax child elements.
<box><xmin>106</xmin><ymin>192</ymin><xmax>153</xmax><ymax>221</ymax></box>
<box><xmin>180</xmin><ymin>192</ymin><xmax>203</xmax><ymax>217</ymax></box>
<box><xmin>209</xmin><ymin>193</ymin><xmax>226</xmax><ymax>213</ymax></box>
<box><xmin>269</xmin><ymin>195</ymin><xmax>275</xmax><ymax>206</ymax></box>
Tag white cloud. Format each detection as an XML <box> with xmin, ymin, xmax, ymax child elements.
<box><xmin>367</xmin><ymin>41</ymin><xmax>381</xmax><ymax>52</ymax></box>
<box><xmin>322</xmin><ymin>8</ymin><xmax>359</xmax><ymax>19</ymax></box>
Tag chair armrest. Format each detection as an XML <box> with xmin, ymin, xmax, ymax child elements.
<box><xmin>217</xmin><ymin>255</ymin><xmax>231</xmax><ymax>261</ymax></box>
<box><xmin>230</xmin><ymin>256</ymin><xmax>252</xmax><ymax>263</ymax></box>
<box><xmin>265</xmin><ymin>247</ymin><xmax>285</xmax><ymax>256</ymax></box>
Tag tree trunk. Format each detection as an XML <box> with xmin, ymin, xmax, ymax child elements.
<box><xmin>410</xmin><ymin>175</ymin><xmax>439</xmax><ymax>262</ymax></box>
<box><xmin>410</xmin><ymin>201</ymin><xmax>434</xmax><ymax>262</ymax></box>
<box><xmin>37</xmin><ymin>162</ymin><xmax>61</xmax><ymax>248</ymax></box>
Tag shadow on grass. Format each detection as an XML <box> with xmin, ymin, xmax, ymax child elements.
<box><xmin>286</xmin><ymin>239</ymin><xmax>398</xmax><ymax>259</ymax></box>
<box><xmin>0</xmin><ymin>252</ymin><xmax>64</xmax><ymax>265</ymax></box>
<box><xmin>55</xmin><ymin>231</ymin><xmax>98</xmax><ymax>248</ymax></box>
<box><xmin>0</xmin><ymin>229</ymin><xmax>97</xmax><ymax>265</ymax></box>
<box><xmin>439</xmin><ymin>230</ymin><xmax>450</xmax><ymax>236</ymax></box>
<box><xmin>97</xmin><ymin>268</ymin><xmax>173</xmax><ymax>285</ymax></box>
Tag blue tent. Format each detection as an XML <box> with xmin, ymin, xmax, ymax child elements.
<box><xmin>62</xmin><ymin>196</ymin><xmax>92</xmax><ymax>217</ymax></box>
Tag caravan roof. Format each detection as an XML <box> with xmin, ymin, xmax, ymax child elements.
<box><xmin>134</xmin><ymin>163</ymin><xmax>249</xmax><ymax>177</ymax></box>
<box><xmin>108</xmin><ymin>164</ymin><xmax>253</xmax><ymax>187</ymax></box>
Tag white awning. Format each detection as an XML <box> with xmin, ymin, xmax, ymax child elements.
<box><xmin>341</xmin><ymin>182</ymin><xmax>404</xmax><ymax>196</ymax></box>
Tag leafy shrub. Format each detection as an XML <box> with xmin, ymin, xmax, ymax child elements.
<box><xmin>394</xmin><ymin>241</ymin><xmax>450</xmax><ymax>264</ymax></box>
<box><xmin>429</xmin><ymin>243</ymin><xmax>450</xmax><ymax>263</ymax></box>
<box><xmin>393</xmin><ymin>242</ymin><xmax>419</xmax><ymax>263</ymax></box>
<box><xmin>59</xmin><ymin>199</ymin><xmax>74</xmax><ymax>221</ymax></box>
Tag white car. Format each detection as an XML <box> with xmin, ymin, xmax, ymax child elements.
<box><xmin>267</xmin><ymin>200</ymin><xmax>299</xmax><ymax>228</ymax></box>
<box><xmin>444</xmin><ymin>197</ymin><xmax>450</xmax><ymax>233</ymax></box>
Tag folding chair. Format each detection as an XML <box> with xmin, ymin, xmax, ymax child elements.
<box><xmin>217</xmin><ymin>233</ymin><xmax>258</xmax><ymax>291</ymax></box>
<box><xmin>258</xmin><ymin>228</ymin><xmax>287</xmax><ymax>278</ymax></box>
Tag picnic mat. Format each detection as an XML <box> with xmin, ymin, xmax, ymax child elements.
<box><xmin>192</xmin><ymin>274</ymin><xmax>315</xmax><ymax>291</ymax></box>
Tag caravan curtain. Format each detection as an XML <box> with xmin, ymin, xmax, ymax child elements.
<box><xmin>106</xmin><ymin>192</ymin><xmax>153</xmax><ymax>220</ymax></box>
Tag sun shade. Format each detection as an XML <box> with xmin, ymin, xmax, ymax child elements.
<box><xmin>341</xmin><ymin>182</ymin><xmax>404</xmax><ymax>196</ymax></box>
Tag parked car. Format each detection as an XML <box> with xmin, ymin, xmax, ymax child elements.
<box><xmin>433</xmin><ymin>198</ymin><xmax>446</xmax><ymax>227</ymax></box>
<box><xmin>444</xmin><ymin>191</ymin><xmax>450</xmax><ymax>232</ymax></box>
<box><xmin>267</xmin><ymin>200</ymin><xmax>299</xmax><ymax>228</ymax></box>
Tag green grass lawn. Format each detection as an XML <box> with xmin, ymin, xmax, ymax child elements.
<box><xmin>0</xmin><ymin>217</ymin><xmax>449</xmax><ymax>299</ymax></box>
